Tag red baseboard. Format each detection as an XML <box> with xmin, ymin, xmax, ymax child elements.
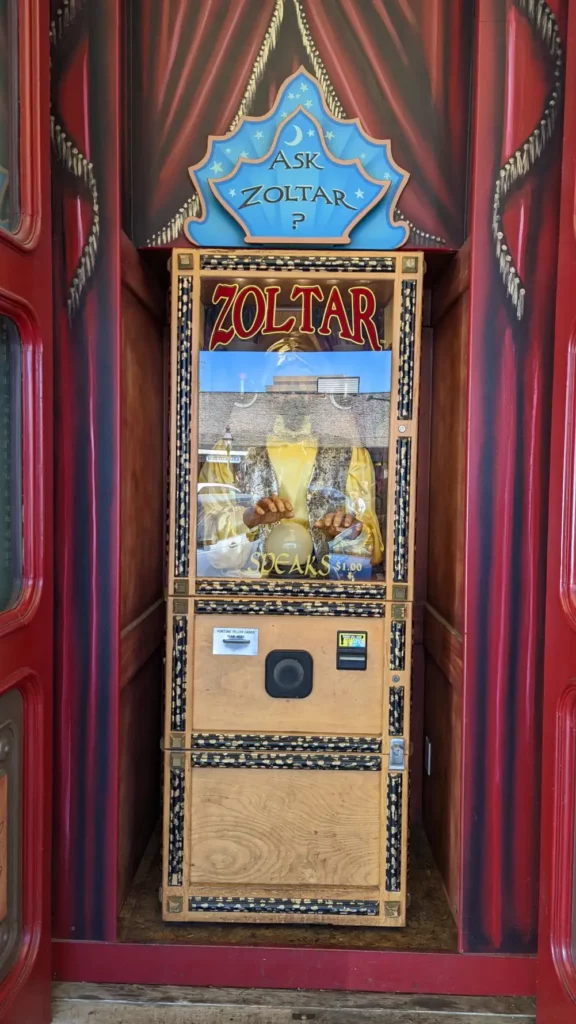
<box><xmin>52</xmin><ymin>940</ymin><xmax>536</xmax><ymax>997</ymax></box>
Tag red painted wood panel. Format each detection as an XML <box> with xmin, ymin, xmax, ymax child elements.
<box><xmin>52</xmin><ymin>940</ymin><xmax>536</xmax><ymax>998</ymax></box>
<box><xmin>0</xmin><ymin>2</ymin><xmax>53</xmax><ymax>1021</ymax></box>
<box><xmin>462</xmin><ymin>0</ymin><xmax>568</xmax><ymax>953</ymax></box>
<box><xmin>537</xmin><ymin>0</ymin><xmax>576</xmax><ymax>1018</ymax></box>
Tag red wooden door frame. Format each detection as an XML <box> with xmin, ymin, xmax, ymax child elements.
<box><xmin>537</xmin><ymin>0</ymin><xmax>576</xmax><ymax>1019</ymax></box>
<box><xmin>0</xmin><ymin>2</ymin><xmax>52</xmax><ymax>1022</ymax></box>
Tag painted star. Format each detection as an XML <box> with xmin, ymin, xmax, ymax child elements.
<box><xmin>280</xmin><ymin>110</ymin><xmax>288</xmax><ymax>118</ymax></box>
<box><xmin>210</xmin><ymin>161</ymin><xmax>223</xmax><ymax>174</ymax></box>
<box><xmin>300</xmin><ymin>82</ymin><xmax>309</xmax><ymax>92</ymax></box>
<box><xmin>360</xmin><ymin>153</ymin><xmax>367</xmax><ymax>160</ymax></box>
<box><xmin>355</xmin><ymin>189</ymin><xmax>364</xmax><ymax>199</ymax></box>
<box><xmin>383</xmin><ymin>172</ymin><xmax>392</xmax><ymax>180</ymax></box>
<box><xmin>240</xmin><ymin>150</ymin><xmax>248</xmax><ymax>158</ymax></box>
<box><xmin>254</xmin><ymin>130</ymin><xmax>263</xmax><ymax>139</ymax></box>
<box><xmin>228</xmin><ymin>188</ymin><xmax>236</xmax><ymax>197</ymax></box>
<box><xmin>225</xmin><ymin>147</ymin><xmax>232</xmax><ymax>154</ymax></box>
<box><xmin>305</xmin><ymin>100</ymin><xmax>313</xmax><ymax>109</ymax></box>
<box><xmin>307</xmin><ymin>129</ymin><xmax>315</xmax><ymax>137</ymax></box>
<box><xmin>288</xmin><ymin>92</ymin><xmax>296</xmax><ymax>99</ymax></box>
<box><xmin>326</xmin><ymin>130</ymin><xmax>335</xmax><ymax>139</ymax></box>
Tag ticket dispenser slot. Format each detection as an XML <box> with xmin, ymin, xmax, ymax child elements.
<box><xmin>337</xmin><ymin>631</ymin><xmax>368</xmax><ymax>671</ymax></box>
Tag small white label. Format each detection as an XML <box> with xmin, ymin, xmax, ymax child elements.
<box><xmin>213</xmin><ymin>627</ymin><xmax>259</xmax><ymax>656</ymax></box>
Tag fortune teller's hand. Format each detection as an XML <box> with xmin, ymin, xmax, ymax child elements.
<box><xmin>243</xmin><ymin>495</ymin><xmax>295</xmax><ymax>528</ymax></box>
<box><xmin>313</xmin><ymin>511</ymin><xmax>362</xmax><ymax>538</ymax></box>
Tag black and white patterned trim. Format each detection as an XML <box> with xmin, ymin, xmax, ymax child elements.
<box><xmin>200</xmin><ymin>253</ymin><xmax>396</xmax><ymax>274</ymax></box>
<box><xmin>192</xmin><ymin>751</ymin><xmax>381</xmax><ymax>771</ymax></box>
<box><xmin>388</xmin><ymin>687</ymin><xmax>405</xmax><ymax>736</ymax></box>
<box><xmin>188</xmin><ymin>895</ymin><xmax>380</xmax><ymax>916</ymax></box>
<box><xmin>195</xmin><ymin>599</ymin><xmax>384</xmax><ymax>617</ymax></box>
<box><xmin>167</xmin><ymin>759</ymin><xmax>185</xmax><ymax>886</ymax></box>
<box><xmin>170</xmin><ymin>614</ymin><xmax>187</xmax><ymax>731</ymax></box>
<box><xmin>192</xmin><ymin>733</ymin><xmax>382</xmax><ymax>753</ymax></box>
<box><xmin>393</xmin><ymin>438</ymin><xmax>412</xmax><ymax>583</ymax></box>
<box><xmin>398</xmin><ymin>280</ymin><xmax>416</xmax><ymax>420</ymax></box>
<box><xmin>195</xmin><ymin>578</ymin><xmax>386</xmax><ymax>600</ymax></box>
<box><xmin>386</xmin><ymin>774</ymin><xmax>403</xmax><ymax>892</ymax></box>
<box><xmin>390</xmin><ymin>620</ymin><xmax>407</xmax><ymax>670</ymax></box>
<box><xmin>174</xmin><ymin>275</ymin><xmax>192</xmax><ymax>578</ymax></box>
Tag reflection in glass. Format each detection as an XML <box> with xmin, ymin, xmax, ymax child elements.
<box><xmin>0</xmin><ymin>316</ymin><xmax>22</xmax><ymax>610</ymax></box>
<box><xmin>0</xmin><ymin>0</ymin><xmax>19</xmax><ymax>232</ymax></box>
<box><xmin>197</xmin><ymin>327</ymin><xmax>391</xmax><ymax>582</ymax></box>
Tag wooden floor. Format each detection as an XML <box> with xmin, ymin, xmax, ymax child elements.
<box><xmin>118</xmin><ymin>824</ymin><xmax>457</xmax><ymax>951</ymax></box>
<box><xmin>52</xmin><ymin>984</ymin><xmax>536</xmax><ymax>1023</ymax></box>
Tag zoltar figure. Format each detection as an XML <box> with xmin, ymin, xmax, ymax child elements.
<box><xmin>198</xmin><ymin>335</ymin><xmax>384</xmax><ymax>579</ymax></box>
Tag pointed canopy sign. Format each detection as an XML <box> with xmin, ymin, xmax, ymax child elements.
<box><xmin>185</xmin><ymin>68</ymin><xmax>409</xmax><ymax>250</ymax></box>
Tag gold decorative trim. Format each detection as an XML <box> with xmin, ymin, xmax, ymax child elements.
<box><xmin>228</xmin><ymin>0</ymin><xmax>286</xmax><ymax>130</ymax></box>
<box><xmin>292</xmin><ymin>0</ymin><xmax>346</xmax><ymax>118</ymax></box>
<box><xmin>50</xmin><ymin>0</ymin><xmax>99</xmax><ymax>321</ymax></box>
<box><xmin>147</xmin><ymin>0</ymin><xmax>285</xmax><ymax>246</ymax></box>
<box><xmin>493</xmin><ymin>0</ymin><xmax>563</xmax><ymax>320</ymax></box>
<box><xmin>291</xmin><ymin>0</ymin><xmax>445</xmax><ymax>248</ymax></box>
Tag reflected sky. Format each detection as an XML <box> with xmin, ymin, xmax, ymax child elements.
<box><xmin>200</xmin><ymin>350</ymin><xmax>392</xmax><ymax>393</ymax></box>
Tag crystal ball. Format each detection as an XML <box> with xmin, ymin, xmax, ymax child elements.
<box><xmin>264</xmin><ymin>520</ymin><xmax>313</xmax><ymax>565</ymax></box>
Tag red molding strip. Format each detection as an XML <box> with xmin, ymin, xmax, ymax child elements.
<box><xmin>52</xmin><ymin>941</ymin><xmax>536</xmax><ymax>997</ymax></box>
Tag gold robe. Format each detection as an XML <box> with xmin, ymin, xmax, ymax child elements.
<box><xmin>199</xmin><ymin>434</ymin><xmax>383</xmax><ymax>565</ymax></box>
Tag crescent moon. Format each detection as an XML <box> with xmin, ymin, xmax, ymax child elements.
<box><xmin>285</xmin><ymin>124</ymin><xmax>303</xmax><ymax>147</ymax></box>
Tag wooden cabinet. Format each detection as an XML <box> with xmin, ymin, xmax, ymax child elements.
<box><xmin>162</xmin><ymin>249</ymin><xmax>421</xmax><ymax>927</ymax></box>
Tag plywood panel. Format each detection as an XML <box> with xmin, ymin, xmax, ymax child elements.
<box><xmin>118</xmin><ymin>654</ymin><xmax>163</xmax><ymax>911</ymax></box>
<box><xmin>427</xmin><ymin>291</ymin><xmax>468</xmax><ymax>634</ymax></box>
<box><xmin>192</xmin><ymin>614</ymin><xmax>385</xmax><ymax>736</ymax></box>
<box><xmin>423</xmin><ymin>653</ymin><xmax>462</xmax><ymax>917</ymax></box>
<box><xmin>189</xmin><ymin>768</ymin><xmax>381</xmax><ymax>888</ymax></box>
<box><xmin>121</xmin><ymin>285</ymin><xmax>165</xmax><ymax>630</ymax></box>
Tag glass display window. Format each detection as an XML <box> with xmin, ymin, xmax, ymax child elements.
<box><xmin>196</xmin><ymin>278</ymin><xmax>393</xmax><ymax>583</ymax></box>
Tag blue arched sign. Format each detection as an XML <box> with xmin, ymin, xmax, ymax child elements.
<box><xmin>185</xmin><ymin>68</ymin><xmax>409</xmax><ymax>250</ymax></box>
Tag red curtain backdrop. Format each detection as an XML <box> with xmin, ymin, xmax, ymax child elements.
<box><xmin>300</xmin><ymin>0</ymin><xmax>470</xmax><ymax>245</ymax></box>
<box><xmin>51</xmin><ymin>0</ymin><xmax>122</xmax><ymax>941</ymax></box>
<box><xmin>128</xmin><ymin>0</ymin><xmax>279</xmax><ymax>242</ymax></box>
<box><xmin>463</xmin><ymin>0</ymin><xmax>567</xmax><ymax>952</ymax></box>
<box><xmin>125</xmin><ymin>0</ymin><xmax>473</xmax><ymax>246</ymax></box>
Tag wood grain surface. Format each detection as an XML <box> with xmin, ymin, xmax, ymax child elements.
<box><xmin>192</xmin><ymin>614</ymin><xmax>385</xmax><ymax>736</ymax></box>
<box><xmin>189</xmin><ymin>768</ymin><xmax>381</xmax><ymax>887</ymax></box>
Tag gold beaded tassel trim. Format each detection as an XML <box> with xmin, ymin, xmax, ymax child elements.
<box><xmin>147</xmin><ymin>0</ymin><xmax>285</xmax><ymax>245</ymax></box>
<box><xmin>492</xmin><ymin>0</ymin><xmax>563</xmax><ymax>321</ymax></box>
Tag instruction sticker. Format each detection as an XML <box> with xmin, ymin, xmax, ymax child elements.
<box><xmin>337</xmin><ymin>632</ymin><xmax>367</xmax><ymax>649</ymax></box>
<box><xmin>213</xmin><ymin>627</ymin><xmax>259</xmax><ymax>656</ymax></box>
